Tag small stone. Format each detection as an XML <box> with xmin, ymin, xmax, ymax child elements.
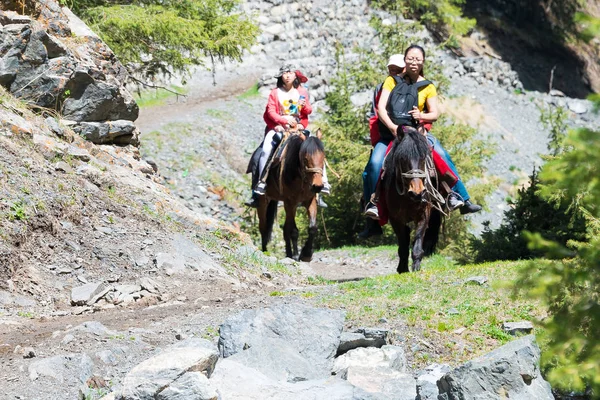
<box><xmin>464</xmin><ymin>276</ymin><xmax>487</xmax><ymax>285</ymax></box>
<box><xmin>447</xmin><ymin>308</ymin><xmax>460</xmax><ymax>315</ymax></box>
<box><xmin>502</xmin><ymin>321</ymin><xmax>534</xmax><ymax>335</ymax></box>
<box><xmin>22</xmin><ymin>347</ymin><xmax>36</xmax><ymax>358</ymax></box>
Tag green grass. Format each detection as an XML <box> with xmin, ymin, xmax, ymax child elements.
<box><xmin>134</xmin><ymin>85</ymin><xmax>187</xmax><ymax>108</ymax></box>
<box><xmin>237</xmin><ymin>83</ymin><xmax>260</xmax><ymax>100</ymax></box>
<box><xmin>313</xmin><ymin>254</ymin><xmax>545</xmax><ymax>366</ymax></box>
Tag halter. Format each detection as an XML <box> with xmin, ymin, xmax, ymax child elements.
<box><xmin>395</xmin><ymin>153</ymin><xmax>447</xmax><ymax>215</ymax></box>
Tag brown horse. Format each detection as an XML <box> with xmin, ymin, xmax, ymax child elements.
<box><xmin>383</xmin><ymin>126</ymin><xmax>441</xmax><ymax>273</ymax></box>
<box><xmin>258</xmin><ymin>129</ymin><xmax>325</xmax><ymax>261</ymax></box>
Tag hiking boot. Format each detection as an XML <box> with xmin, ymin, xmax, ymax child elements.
<box><xmin>447</xmin><ymin>193</ymin><xmax>464</xmax><ymax>211</ymax></box>
<box><xmin>460</xmin><ymin>200</ymin><xmax>482</xmax><ymax>215</ymax></box>
<box><xmin>244</xmin><ymin>195</ymin><xmax>259</xmax><ymax>208</ymax></box>
<box><xmin>364</xmin><ymin>205</ymin><xmax>380</xmax><ymax>220</ymax></box>
<box><xmin>358</xmin><ymin>222</ymin><xmax>383</xmax><ymax>239</ymax></box>
<box><xmin>317</xmin><ymin>196</ymin><xmax>328</xmax><ymax>208</ymax></box>
<box><xmin>321</xmin><ymin>182</ymin><xmax>331</xmax><ymax>195</ymax></box>
<box><xmin>253</xmin><ymin>182</ymin><xmax>267</xmax><ymax>196</ymax></box>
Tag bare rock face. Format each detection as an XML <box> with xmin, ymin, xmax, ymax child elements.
<box><xmin>0</xmin><ymin>2</ymin><xmax>139</xmax><ymax>146</ymax></box>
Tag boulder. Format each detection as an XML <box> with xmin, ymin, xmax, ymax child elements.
<box><xmin>218</xmin><ymin>303</ymin><xmax>345</xmax><ymax>377</ymax></box>
<box><xmin>437</xmin><ymin>335</ymin><xmax>554</xmax><ymax>400</ymax></box>
<box><xmin>156</xmin><ymin>372</ymin><xmax>217</xmax><ymax>400</ymax></box>
<box><xmin>209</xmin><ymin>358</ymin><xmax>377</xmax><ymax>400</ymax></box>
<box><xmin>118</xmin><ymin>338</ymin><xmax>218</xmax><ymax>400</ymax></box>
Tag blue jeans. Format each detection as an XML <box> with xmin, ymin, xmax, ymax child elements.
<box><xmin>426</xmin><ymin>133</ymin><xmax>470</xmax><ymax>201</ymax></box>
<box><xmin>362</xmin><ymin>139</ymin><xmax>391</xmax><ymax>205</ymax></box>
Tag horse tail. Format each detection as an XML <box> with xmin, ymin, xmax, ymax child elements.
<box><xmin>264</xmin><ymin>199</ymin><xmax>278</xmax><ymax>245</ymax></box>
<box><xmin>423</xmin><ymin>208</ymin><xmax>441</xmax><ymax>256</ymax></box>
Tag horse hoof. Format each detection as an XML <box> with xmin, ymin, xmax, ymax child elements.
<box><xmin>397</xmin><ymin>268</ymin><xmax>409</xmax><ymax>274</ymax></box>
<box><xmin>300</xmin><ymin>255</ymin><xmax>312</xmax><ymax>262</ymax></box>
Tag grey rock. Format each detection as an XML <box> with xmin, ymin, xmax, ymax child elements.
<box><xmin>73</xmin><ymin>120</ymin><xmax>138</xmax><ymax>145</ymax></box>
<box><xmin>156</xmin><ymin>372</ymin><xmax>218</xmax><ymax>400</ymax></box>
<box><xmin>62</xmin><ymin>71</ymin><xmax>138</xmax><ymax>122</ymax></box>
<box><xmin>464</xmin><ymin>276</ymin><xmax>487</xmax><ymax>285</ymax></box>
<box><xmin>415</xmin><ymin>363</ymin><xmax>451</xmax><ymax>400</ymax></box>
<box><xmin>502</xmin><ymin>321</ymin><xmax>534</xmax><ymax>335</ymax></box>
<box><xmin>71</xmin><ymin>282</ymin><xmax>105</xmax><ymax>306</ymax></box>
<box><xmin>333</xmin><ymin>345</ymin><xmax>407</xmax><ymax>377</ymax></box>
<box><xmin>118</xmin><ymin>338</ymin><xmax>218</xmax><ymax>400</ymax></box>
<box><xmin>437</xmin><ymin>335</ymin><xmax>554</xmax><ymax>400</ymax></box>
<box><xmin>345</xmin><ymin>366</ymin><xmax>416</xmax><ymax>400</ymax></box>
<box><xmin>71</xmin><ymin>321</ymin><xmax>116</xmax><ymax>337</ymax></box>
<box><xmin>337</xmin><ymin>331</ymin><xmax>386</xmax><ymax>356</ymax></box>
<box><xmin>567</xmin><ymin>100</ymin><xmax>588</xmax><ymax>114</ymax></box>
<box><xmin>218</xmin><ymin>303</ymin><xmax>345</xmax><ymax>377</ymax></box>
<box><xmin>22</xmin><ymin>346</ymin><xmax>36</xmax><ymax>358</ymax></box>
<box><xmin>29</xmin><ymin>353</ymin><xmax>93</xmax><ymax>384</ymax></box>
<box><xmin>210</xmin><ymin>358</ymin><xmax>377</xmax><ymax>400</ymax></box>
<box><xmin>229</xmin><ymin>336</ymin><xmax>319</xmax><ymax>382</ymax></box>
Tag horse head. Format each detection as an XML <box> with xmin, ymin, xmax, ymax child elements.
<box><xmin>299</xmin><ymin>128</ymin><xmax>325</xmax><ymax>193</ymax></box>
<box><xmin>393</xmin><ymin>126</ymin><xmax>430</xmax><ymax>202</ymax></box>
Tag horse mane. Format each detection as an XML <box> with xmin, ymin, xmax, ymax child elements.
<box><xmin>284</xmin><ymin>135</ymin><xmax>324</xmax><ymax>184</ymax></box>
<box><xmin>384</xmin><ymin>127</ymin><xmax>430</xmax><ymax>189</ymax></box>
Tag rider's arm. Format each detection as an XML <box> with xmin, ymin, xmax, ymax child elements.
<box><xmin>299</xmin><ymin>88</ymin><xmax>312</xmax><ymax>117</ymax></box>
<box><xmin>377</xmin><ymin>87</ymin><xmax>398</xmax><ymax>137</ymax></box>
<box><xmin>264</xmin><ymin>89</ymin><xmax>290</xmax><ymax>127</ymax></box>
<box><xmin>419</xmin><ymin>95</ymin><xmax>439</xmax><ymax>122</ymax></box>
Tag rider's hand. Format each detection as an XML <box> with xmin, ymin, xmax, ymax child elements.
<box><xmin>297</xmin><ymin>123</ymin><xmax>305</xmax><ymax>130</ymax></box>
<box><xmin>285</xmin><ymin>116</ymin><xmax>297</xmax><ymax>126</ymax></box>
<box><xmin>408</xmin><ymin>106</ymin><xmax>420</xmax><ymax>121</ymax></box>
<box><xmin>275</xmin><ymin>125</ymin><xmax>284</xmax><ymax>132</ymax></box>
<box><xmin>298</xmin><ymin>98</ymin><xmax>306</xmax><ymax>107</ymax></box>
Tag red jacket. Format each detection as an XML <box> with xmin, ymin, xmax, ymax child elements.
<box><xmin>263</xmin><ymin>87</ymin><xmax>312</xmax><ymax>131</ymax></box>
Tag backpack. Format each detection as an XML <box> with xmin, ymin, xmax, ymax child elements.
<box><xmin>386</xmin><ymin>75</ymin><xmax>431</xmax><ymax>127</ymax></box>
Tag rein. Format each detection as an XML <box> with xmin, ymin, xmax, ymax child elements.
<box><xmin>395</xmin><ymin>153</ymin><xmax>448</xmax><ymax>216</ymax></box>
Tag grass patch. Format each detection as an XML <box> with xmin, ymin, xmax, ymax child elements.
<box><xmin>237</xmin><ymin>83</ymin><xmax>260</xmax><ymax>100</ymax></box>
<box><xmin>314</xmin><ymin>255</ymin><xmax>546</xmax><ymax>366</ymax></box>
<box><xmin>134</xmin><ymin>85</ymin><xmax>187</xmax><ymax>108</ymax></box>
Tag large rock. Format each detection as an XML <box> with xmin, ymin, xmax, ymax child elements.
<box><xmin>118</xmin><ymin>338</ymin><xmax>219</xmax><ymax>400</ymax></box>
<box><xmin>62</xmin><ymin>71</ymin><xmax>138</xmax><ymax>122</ymax></box>
<box><xmin>437</xmin><ymin>335</ymin><xmax>554</xmax><ymax>400</ymax></box>
<box><xmin>218</xmin><ymin>303</ymin><xmax>345</xmax><ymax>377</ymax></box>
<box><xmin>155</xmin><ymin>372</ymin><xmax>217</xmax><ymax>400</ymax></box>
<box><xmin>209</xmin><ymin>358</ymin><xmax>377</xmax><ymax>400</ymax></box>
<box><xmin>228</xmin><ymin>336</ymin><xmax>319</xmax><ymax>382</ymax></box>
<box><xmin>345</xmin><ymin>366</ymin><xmax>416</xmax><ymax>400</ymax></box>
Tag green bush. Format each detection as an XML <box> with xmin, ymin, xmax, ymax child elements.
<box><xmin>471</xmin><ymin>170</ymin><xmax>587</xmax><ymax>262</ymax></box>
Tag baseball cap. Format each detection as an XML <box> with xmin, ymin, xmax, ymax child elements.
<box><xmin>387</xmin><ymin>54</ymin><xmax>406</xmax><ymax>68</ymax></box>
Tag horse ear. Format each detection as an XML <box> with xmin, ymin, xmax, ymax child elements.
<box><xmin>315</xmin><ymin>128</ymin><xmax>322</xmax><ymax>140</ymax></box>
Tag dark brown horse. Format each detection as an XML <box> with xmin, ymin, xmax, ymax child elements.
<box><xmin>383</xmin><ymin>126</ymin><xmax>441</xmax><ymax>273</ymax></box>
<box><xmin>258</xmin><ymin>129</ymin><xmax>325</xmax><ymax>261</ymax></box>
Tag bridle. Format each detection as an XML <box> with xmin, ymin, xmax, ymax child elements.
<box><xmin>395</xmin><ymin>153</ymin><xmax>447</xmax><ymax>215</ymax></box>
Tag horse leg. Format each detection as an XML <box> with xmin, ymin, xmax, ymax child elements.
<box><xmin>283</xmin><ymin>201</ymin><xmax>299</xmax><ymax>260</ymax></box>
<box><xmin>390</xmin><ymin>219</ymin><xmax>410</xmax><ymax>274</ymax></box>
<box><xmin>258</xmin><ymin>198</ymin><xmax>277</xmax><ymax>252</ymax></box>
<box><xmin>299</xmin><ymin>197</ymin><xmax>318</xmax><ymax>262</ymax></box>
<box><xmin>411</xmin><ymin>210</ymin><xmax>430</xmax><ymax>272</ymax></box>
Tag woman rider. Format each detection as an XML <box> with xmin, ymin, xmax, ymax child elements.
<box><xmin>367</xmin><ymin>44</ymin><xmax>481</xmax><ymax>219</ymax></box>
<box><xmin>359</xmin><ymin>54</ymin><xmax>405</xmax><ymax>238</ymax></box>
<box><xmin>245</xmin><ymin>64</ymin><xmax>330</xmax><ymax>207</ymax></box>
